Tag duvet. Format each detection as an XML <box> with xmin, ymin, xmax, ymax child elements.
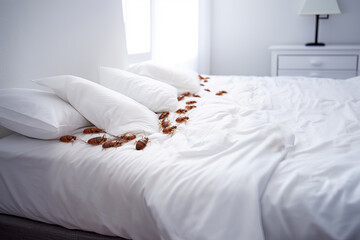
<box><xmin>1</xmin><ymin>75</ymin><xmax>360</xmax><ymax>240</ymax></box>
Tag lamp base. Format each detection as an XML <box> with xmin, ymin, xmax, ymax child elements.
<box><xmin>305</xmin><ymin>42</ymin><xmax>325</xmax><ymax>47</ymax></box>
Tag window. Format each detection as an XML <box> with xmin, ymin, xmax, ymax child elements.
<box><xmin>122</xmin><ymin>0</ymin><xmax>152</xmax><ymax>61</ymax></box>
<box><xmin>152</xmin><ymin>0</ymin><xmax>198</xmax><ymax>69</ymax></box>
<box><xmin>122</xmin><ymin>0</ymin><xmax>200</xmax><ymax>70</ymax></box>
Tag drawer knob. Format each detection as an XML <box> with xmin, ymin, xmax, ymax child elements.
<box><xmin>310</xmin><ymin>60</ymin><xmax>322</xmax><ymax>67</ymax></box>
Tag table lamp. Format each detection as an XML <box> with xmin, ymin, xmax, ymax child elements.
<box><xmin>299</xmin><ymin>0</ymin><xmax>341</xmax><ymax>46</ymax></box>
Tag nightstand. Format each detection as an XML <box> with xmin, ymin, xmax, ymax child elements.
<box><xmin>270</xmin><ymin>45</ymin><xmax>360</xmax><ymax>79</ymax></box>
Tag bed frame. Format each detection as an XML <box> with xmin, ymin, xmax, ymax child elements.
<box><xmin>0</xmin><ymin>214</ymin><xmax>129</xmax><ymax>240</ymax></box>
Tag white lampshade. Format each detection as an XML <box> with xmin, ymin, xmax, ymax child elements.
<box><xmin>300</xmin><ymin>0</ymin><xmax>341</xmax><ymax>15</ymax></box>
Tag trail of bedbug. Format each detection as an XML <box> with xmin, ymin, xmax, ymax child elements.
<box><xmin>61</xmin><ymin>82</ymin><xmax>229</xmax><ymax>150</ymax></box>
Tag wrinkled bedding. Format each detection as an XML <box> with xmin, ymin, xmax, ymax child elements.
<box><xmin>1</xmin><ymin>75</ymin><xmax>360</xmax><ymax>240</ymax></box>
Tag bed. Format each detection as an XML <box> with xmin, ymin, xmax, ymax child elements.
<box><xmin>1</xmin><ymin>73</ymin><xmax>360</xmax><ymax>240</ymax></box>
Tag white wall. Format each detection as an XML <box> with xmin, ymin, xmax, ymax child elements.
<box><xmin>0</xmin><ymin>0</ymin><xmax>127</xmax><ymax>89</ymax></box>
<box><xmin>210</xmin><ymin>0</ymin><xmax>360</xmax><ymax>76</ymax></box>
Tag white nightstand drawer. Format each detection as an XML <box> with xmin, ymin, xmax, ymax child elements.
<box><xmin>278</xmin><ymin>55</ymin><xmax>358</xmax><ymax>70</ymax></box>
<box><xmin>278</xmin><ymin>70</ymin><xmax>357</xmax><ymax>79</ymax></box>
<box><xmin>270</xmin><ymin>45</ymin><xmax>360</xmax><ymax>78</ymax></box>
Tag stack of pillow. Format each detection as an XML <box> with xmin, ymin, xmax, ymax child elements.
<box><xmin>0</xmin><ymin>62</ymin><xmax>200</xmax><ymax>139</ymax></box>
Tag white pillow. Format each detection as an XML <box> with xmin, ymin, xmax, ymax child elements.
<box><xmin>127</xmin><ymin>61</ymin><xmax>200</xmax><ymax>94</ymax></box>
<box><xmin>0</xmin><ymin>88</ymin><xmax>90</xmax><ymax>139</ymax></box>
<box><xmin>98</xmin><ymin>67</ymin><xmax>178</xmax><ymax>112</ymax></box>
<box><xmin>34</xmin><ymin>75</ymin><xmax>159</xmax><ymax>135</ymax></box>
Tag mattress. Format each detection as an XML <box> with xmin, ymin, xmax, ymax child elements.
<box><xmin>1</xmin><ymin>75</ymin><xmax>360</xmax><ymax>240</ymax></box>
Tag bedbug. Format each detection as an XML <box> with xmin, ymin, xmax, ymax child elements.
<box><xmin>60</xmin><ymin>135</ymin><xmax>77</xmax><ymax>143</ymax></box>
<box><xmin>185</xmin><ymin>105</ymin><xmax>197</xmax><ymax>110</ymax></box>
<box><xmin>176</xmin><ymin>108</ymin><xmax>188</xmax><ymax>114</ymax></box>
<box><xmin>159</xmin><ymin>112</ymin><xmax>169</xmax><ymax>120</ymax></box>
<box><xmin>198</xmin><ymin>74</ymin><xmax>210</xmax><ymax>80</ymax></box>
<box><xmin>177</xmin><ymin>95</ymin><xmax>185</xmax><ymax>101</ymax></box>
<box><xmin>204</xmin><ymin>79</ymin><xmax>208</xmax><ymax>82</ymax></box>
<box><xmin>102</xmin><ymin>140</ymin><xmax>123</xmax><ymax>149</ymax></box>
<box><xmin>192</xmin><ymin>94</ymin><xmax>201</xmax><ymax>98</ymax></box>
<box><xmin>87</xmin><ymin>135</ymin><xmax>107</xmax><ymax>145</ymax></box>
<box><xmin>204</xmin><ymin>89</ymin><xmax>210</xmax><ymax>92</ymax></box>
<box><xmin>216</xmin><ymin>90</ymin><xmax>228</xmax><ymax>96</ymax></box>
<box><xmin>176</xmin><ymin>116</ymin><xmax>189</xmax><ymax>123</ymax></box>
<box><xmin>186</xmin><ymin>101</ymin><xmax>197</xmax><ymax>105</ymax></box>
<box><xmin>119</xmin><ymin>133</ymin><xmax>136</xmax><ymax>142</ymax></box>
<box><xmin>160</xmin><ymin>119</ymin><xmax>171</xmax><ymax>129</ymax></box>
<box><xmin>162</xmin><ymin>126</ymin><xmax>177</xmax><ymax>135</ymax></box>
<box><xmin>135</xmin><ymin>137</ymin><xmax>149</xmax><ymax>150</ymax></box>
<box><xmin>183</xmin><ymin>92</ymin><xmax>191</xmax><ymax>97</ymax></box>
<box><xmin>200</xmin><ymin>84</ymin><xmax>205</xmax><ymax>86</ymax></box>
<box><xmin>83</xmin><ymin>127</ymin><xmax>104</xmax><ymax>134</ymax></box>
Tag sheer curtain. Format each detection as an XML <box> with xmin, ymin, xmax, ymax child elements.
<box><xmin>122</xmin><ymin>0</ymin><xmax>152</xmax><ymax>64</ymax></box>
<box><xmin>151</xmin><ymin>0</ymin><xmax>211</xmax><ymax>74</ymax></box>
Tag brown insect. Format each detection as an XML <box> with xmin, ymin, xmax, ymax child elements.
<box><xmin>204</xmin><ymin>89</ymin><xmax>210</xmax><ymax>92</ymax></box>
<box><xmin>176</xmin><ymin>108</ymin><xmax>188</xmax><ymax>114</ymax></box>
<box><xmin>185</xmin><ymin>105</ymin><xmax>197</xmax><ymax>110</ymax></box>
<box><xmin>60</xmin><ymin>135</ymin><xmax>77</xmax><ymax>143</ymax></box>
<box><xmin>204</xmin><ymin>79</ymin><xmax>208</xmax><ymax>82</ymax></box>
<box><xmin>158</xmin><ymin>112</ymin><xmax>169</xmax><ymax>120</ymax></box>
<box><xmin>198</xmin><ymin>74</ymin><xmax>210</xmax><ymax>80</ymax></box>
<box><xmin>160</xmin><ymin>119</ymin><xmax>171</xmax><ymax>129</ymax></box>
<box><xmin>102</xmin><ymin>140</ymin><xmax>123</xmax><ymax>149</ymax></box>
<box><xmin>162</xmin><ymin>126</ymin><xmax>177</xmax><ymax>135</ymax></box>
<box><xmin>135</xmin><ymin>137</ymin><xmax>149</xmax><ymax>150</ymax></box>
<box><xmin>176</xmin><ymin>116</ymin><xmax>189</xmax><ymax>123</ymax></box>
<box><xmin>192</xmin><ymin>94</ymin><xmax>201</xmax><ymax>98</ymax></box>
<box><xmin>200</xmin><ymin>84</ymin><xmax>205</xmax><ymax>86</ymax></box>
<box><xmin>183</xmin><ymin>92</ymin><xmax>191</xmax><ymax>97</ymax></box>
<box><xmin>83</xmin><ymin>127</ymin><xmax>104</xmax><ymax>134</ymax></box>
<box><xmin>177</xmin><ymin>95</ymin><xmax>185</xmax><ymax>101</ymax></box>
<box><xmin>119</xmin><ymin>133</ymin><xmax>136</xmax><ymax>142</ymax></box>
<box><xmin>216</xmin><ymin>90</ymin><xmax>228</xmax><ymax>96</ymax></box>
<box><xmin>186</xmin><ymin>101</ymin><xmax>197</xmax><ymax>105</ymax></box>
<box><xmin>87</xmin><ymin>135</ymin><xmax>107</xmax><ymax>145</ymax></box>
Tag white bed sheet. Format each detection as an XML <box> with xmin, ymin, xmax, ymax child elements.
<box><xmin>258</xmin><ymin>77</ymin><xmax>360</xmax><ymax>240</ymax></box>
<box><xmin>1</xmin><ymin>75</ymin><xmax>360</xmax><ymax>240</ymax></box>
